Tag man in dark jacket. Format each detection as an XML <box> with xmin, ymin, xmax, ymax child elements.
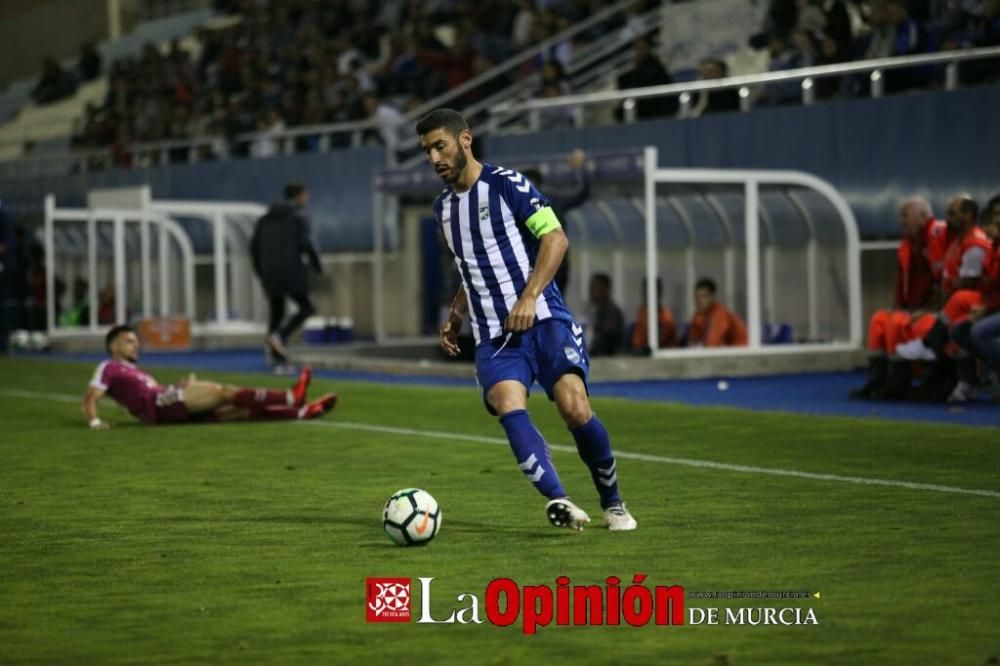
<box><xmin>250</xmin><ymin>183</ymin><xmax>322</xmax><ymax>364</ymax></box>
<box><xmin>616</xmin><ymin>37</ymin><xmax>676</xmax><ymax>119</ymax></box>
<box><xmin>587</xmin><ymin>273</ymin><xmax>624</xmax><ymax>357</ymax></box>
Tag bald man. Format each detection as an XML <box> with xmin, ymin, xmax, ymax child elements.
<box><xmin>850</xmin><ymin>197</ymin><xmax>947</xmax><ymax>399</ymax></box>
<box><xmin>895</xmin><ymin>195</ymin><xmax>993</xmax><ymax>399</ymax></box>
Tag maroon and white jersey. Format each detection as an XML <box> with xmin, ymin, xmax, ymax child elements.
<box><xmin>89</xmin><ymin>360</ymin><xmax>168</xmax><ymax>423</ymax></box>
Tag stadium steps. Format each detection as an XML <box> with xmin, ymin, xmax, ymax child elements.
<box><xmin>0</xmin><ymin>6</ymin><xmax>215</xmax><ymax>152</ymax></box>
<box><xmin>0</xmin><ymin>79</ymin><xmax>108</xmax><ymax>158</ymax></box>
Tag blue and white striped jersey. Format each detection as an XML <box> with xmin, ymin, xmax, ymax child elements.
<box><xmin>433</xmin><ymin>162</ymin><xmax>574</xmax><ymax>344</ymax></box>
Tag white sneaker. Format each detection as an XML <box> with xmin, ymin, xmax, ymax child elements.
<box><xmin>895</xmin><ymin>338</ymin><xmax>936</xmax><ymax>361</ymax></box>
<box><xmin>947</xmin><ymin>381</ymin><xmax>972</xmax><ymax>403</ymax></box>
<box><xmin>545</xmin><ymin>498</ymin><xmax>590</xmax><ymax>530</ymax></box>
<box><xmin>603</xmin><ymin>502</ymin><xmax>638</xmax><ymax>531</ymax></box>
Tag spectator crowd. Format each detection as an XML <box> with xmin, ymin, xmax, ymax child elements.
<box><xmin>67</xmin><ymin>0</ymin><xmax>650</xmax><ymax>163</ymax></box>
<box><xmin>11</xmin><ymin>0</ymin><xmax>993</xmax><ymax>164</ymax></box>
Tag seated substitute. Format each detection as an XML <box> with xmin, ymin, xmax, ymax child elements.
<box><xmin>686</xmin><ymin>278</ymin><xmax>747</xmax><ymax>347</ymax></box>
<box><xmin>587</xmin><ymin>273</ymin><xmax>624</xmax><ymax>357</ymax></box>
<box><xmin>630</xmin><ymin>277</ymin><xmax>677</xmax><ymax>353</ymax></box>
<box><xmin>850</xmin><ymin>197</ymin><xmax>947</xmax><ymax>400</ymax></box>
<box><xmin>893</xmin><ymin>195</ymin><xmax>992</xmax><ymax>400</ymax></box>
<box><xmin>82</xmin><ymin>325</ymin><xmax>336</xmax><ymax>429</ymax></box>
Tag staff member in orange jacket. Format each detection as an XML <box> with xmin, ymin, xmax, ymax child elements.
<box><xmin>896</xmin><ymin>195</ymin><xmax>992</xmax><ymax>361</ymax></box>
<box><xmin>850</xmin><ymin>197</ymin><xmax>947</xmax><ymax>400</ymax></box>
<box><xmin>630</xmin><ymin>277</ymin><xmax>677</xmax><ymax>353</ymax></box>
<box><xmin>942</xmin><ymin>196</ymin><xmax>1000</xmax><ymax>401</ymax></box>
<box><xmin>686</xmin><ymin>277</ymin><xmax>747</xmax><ymax>347</ymax></box>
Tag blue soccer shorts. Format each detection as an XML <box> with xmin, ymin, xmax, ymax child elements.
<box><xmin>474</xmin><ymin>319</ymin><xmax>590</xmax><ymax>415</ymax></box>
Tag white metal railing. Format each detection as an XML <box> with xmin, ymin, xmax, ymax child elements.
<box><xmin>146</xmin><ymin>198</ymin><xmax>268</xmax><ymax>329</ymax></box>
<box><xmin>639</xmin><ymin>148</ymin><xmax>862</xmax><ymax>358</ymax></box>
<box><xmin>44</xmin><ymin>195</ymin><xmax>197</xmax><ymax>333</ymax></box>
<box><xmin>503</xmin><ymin>46</ymin><xmax>1000</xmax><ymax>126</ymax></box>
<box><xmin>43</xmin><ymin>189</ymin><xmax>274</xmax><ymax>335</ymax></box>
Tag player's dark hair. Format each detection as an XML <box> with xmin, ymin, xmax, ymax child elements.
<box><xmin>284</xmin><ymin>182</ymin><xmax>307</xmax><ymax>201</ymax></box>
<box><xmin>105</xmin><ymin>324</ymin><xmax>134</xmax><ymax>352</ymax></box>
<box><xmin>958</xmin><ymin>196</ymin><xmax>978</xmax><ymax>221</ymax></box>
<box><xmin>416</xmin><ymin>108</ymin><xmax>469</xmax><ymax>138</ymax></box>
<box><xmin>695</xmin><ymin>277</ymin><xmax>717</xmax><ymax>294</ymax></box>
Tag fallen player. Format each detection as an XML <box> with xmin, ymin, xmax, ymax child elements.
<box><xmin>82</xmin><ymin>325</ymin><xmax>335</xmax><ymax>429</ymax></box>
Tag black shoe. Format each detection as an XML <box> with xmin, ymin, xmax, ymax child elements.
<box><xmin>872</xmin><ymin>360</ymin><xmax>911</xmax><ymax>400</ymax></box>
<box><xmin>850</xmin><ymin>356</ymin><xmax>888</xmax><ymax>400</ymax></box>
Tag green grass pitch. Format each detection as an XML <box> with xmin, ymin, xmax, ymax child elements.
<box><xmin>0</xmin><ymin>356</ymin><xmax>997</xmax><ymax>665</ymax></box>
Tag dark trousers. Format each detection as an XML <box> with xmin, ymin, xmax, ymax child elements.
<box><xmin>268</xmin><ymin>291</ymin><xmax>315</xmax><ymax>341</ymax></box>
<box><xmin>952</xmin><ymin>314</ymin><xmax>1000</xmax><ymax>376</ymax></box>
<box><xmin>970</xmin><ymin>313</ymin><xmax>1000</xmax><ymax>374</ymax></box>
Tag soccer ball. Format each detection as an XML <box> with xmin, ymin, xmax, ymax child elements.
<box><xmin>382</xmin><ymin>488</ymin><xmax>441</xmax><ymax>546</ymax></box>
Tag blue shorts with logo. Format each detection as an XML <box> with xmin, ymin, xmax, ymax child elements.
<box><xmin>475</xmin><ymin>319</ymin><xmax>589</xmax><ymax>415</ymax></box>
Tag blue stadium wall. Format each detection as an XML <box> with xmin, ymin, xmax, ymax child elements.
<box><xmin>486</xmin><ymin>85</ymin><xmax>999</xmax><ymax>238</ymax></box>
<box><xmin>0</xmin><ymin>148</ymin><xmax>386</xmax><ymax>251</ymax></box>
<box><xmin>0</xmin><ymin>86</ymin><xmax>996</xmax><ymax>245</ymax></box>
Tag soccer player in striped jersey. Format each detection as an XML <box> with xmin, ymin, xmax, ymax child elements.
<box><xmin>416</xmin><ymin>108</ymin><xmax>636</xmax><ymax>531</ymax></box>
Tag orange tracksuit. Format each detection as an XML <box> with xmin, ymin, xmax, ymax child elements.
<box><xmin>866</xmin><ymin>219</ymin><xmax>948</xmax><ymax>354</ymax></box>
<box><xmin>631</xmin><ymin>304</ymin><xmax>677</xmax><ymax>350</ymax></box>
<box><xmin>687</xmin><ymin>303</ymin><xmax>748</xmax><ymax>347</ymax></box>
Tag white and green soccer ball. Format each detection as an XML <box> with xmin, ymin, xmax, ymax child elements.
<box><xmin>382</xmin><ymin>488</ymin><xmax>441</xmax><ymax>546</ymax></box>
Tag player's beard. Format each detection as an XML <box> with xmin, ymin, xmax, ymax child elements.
<box><xmin>440</xmin><ymin>150</ymin><xmax>467</xmax><ymax>185</ymax></box>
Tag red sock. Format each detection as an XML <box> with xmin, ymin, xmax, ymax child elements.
<box><xmin>247</xmin><ymin>405</ymin><xmax>301</xmax><ymax>421</ymax></box>
<box><xmin>233</xmin><ymin>388</ymin><xmax>290</xmax><ymax>409</ymax></box>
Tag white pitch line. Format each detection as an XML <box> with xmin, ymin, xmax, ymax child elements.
<box><xmin>296</xmin><ymin>420</ymin><xmax>1000</xmax><ymax>499</ymax></box>
<box><xmin>3</xmin><ymin>388</ymin><xmax>998</xmax><ymax>499</ymax></box>
<box><xmin>1</xmin><ymin>389</ymin><xmax>81</xmax><ymax>404</ymax></box>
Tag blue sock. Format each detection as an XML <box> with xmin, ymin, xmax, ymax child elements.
<box><xmin>499</xmin><ymin>410</ymin><xmax>566</xmax><ymax>500</ymax></box>
<box><xmin>570</xmin><ymin>414</ymin><xmax>621</xmax><ymax>509</ymax></box>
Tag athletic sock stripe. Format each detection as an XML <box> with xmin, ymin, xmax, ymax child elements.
<box><xmin>518</xmin><ymin>453</ymin><xmax>538</xmax><ymax>471</ymax></box>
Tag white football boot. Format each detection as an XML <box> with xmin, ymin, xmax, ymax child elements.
<box><xmin>602</xmin><ymin>502</ymin><xmax>638</xmax><ymax>531</ymax></box>
<box><xmin>545</xmin><ymin>498</ymin><xmax>591</xmax><ymax>530</ymax></box>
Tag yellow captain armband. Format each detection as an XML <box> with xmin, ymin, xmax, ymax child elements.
<box><xmin>524</xmin><ymin>206</ymin><xmax>561</xmax><ymax>238</ymax></box>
